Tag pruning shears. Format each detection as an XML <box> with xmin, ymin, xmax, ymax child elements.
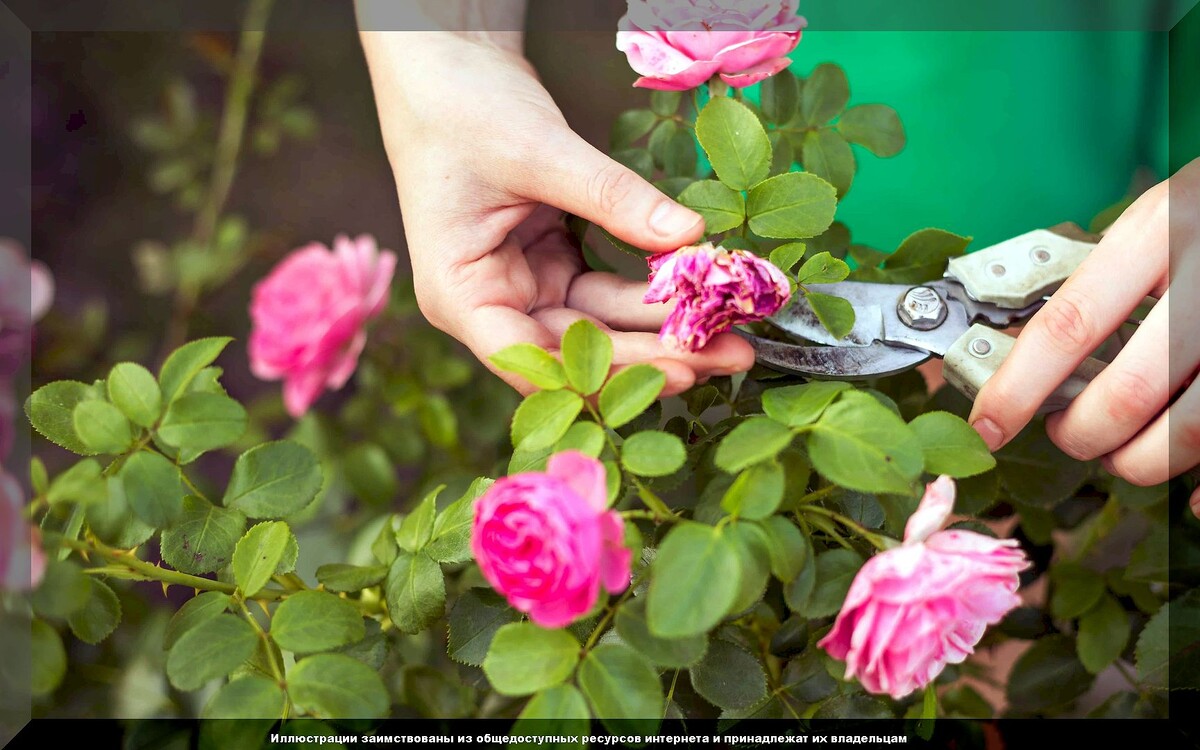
<box><xmin>741</xmin><ymin>225</ymin><xmax>1110</xmax><ymax>413</ymax></box>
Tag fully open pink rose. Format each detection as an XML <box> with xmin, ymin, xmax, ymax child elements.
<box><xmin>249</xmin><ymin>234</ymin><xmax>397</xmax><ymax>417</ymax></box>
<box><xmin>616</xmin><ymin>0</ymin><xmax>806</xmax><ymax>90</ymax></box>
<box><xmin>1</xmin><ymin>469</ymin><xmax>46</xmax><ymax>592</ymax></box>
<box><xmin>643</xmin><ymin>242</ymin><xmax>791</xmax><ymax>352</ymax></box>
<box><xmin>471</xmin><ymin>451</ymin><xmax>631</xmax><ymax>628</ymax></box>
<box><xmin>818</xmin><ymin>476</ymin><xmax>1029</xmax><ymax>699</ymax></box>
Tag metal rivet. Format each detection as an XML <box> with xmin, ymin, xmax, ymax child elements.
<box><xmin>987</xmin><ymin>262</ymin><xmax>1007</xmax><ymax>277</ymax></box>
<box><xmin>1030</xmin><ymin>246</ymin><xmax>1051</xmax><ymax>264</ymax></box>
<box><xmin>897</xmin><ymin>286</ymin><xmax>948</xmax><ymax>331</ymax></box>
<box><xmin>968</xmin><ymin>338</ymin><xmax>993</xmax><ymax>358</ymax></box>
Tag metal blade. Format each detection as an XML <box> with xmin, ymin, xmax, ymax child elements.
<box><xmin>739</xmin><ymin>331</ymin><xmax>932</xmax><ymax>379</ymax></box>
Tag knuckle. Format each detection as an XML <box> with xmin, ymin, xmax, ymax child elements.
<box><xmin>1179</xmin><ymin>417</ymin><xmax>1200</xmax><ymax>454</ymax></box>
<box><xmin>587</xmin><ymin>164</ymin><xmax>640</xmax><ymax>216</ymax></box>
<box><xmin>1050</xmin><ymin>420</ymin><xmax>1098</xmax><ymax>461</ymax></box>
<box><xmin>1109</xmin><ymin>453</ymin><xmax>1159</xmax><ymax>488</ymax></box>
<box><xmin>1036</xmin><ymin>289</ymin><xmax>1096</xmax><ymax>351</ymax></box>
<box><xmin>1103</xmin><ymin>368</ymin><xmax>1164</xmax><ymax>424</ymax></box>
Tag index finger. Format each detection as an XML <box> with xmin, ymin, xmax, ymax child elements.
<box><xmin>967</xmin><ymin>182</ymin><xmax>1169</xmax><ymax>450</ymax></box>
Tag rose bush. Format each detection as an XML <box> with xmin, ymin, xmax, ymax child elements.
<box><xmin>16</xmin><ymin>0</ymin><xmax>1192</xmax><ymax>734</ymax></box>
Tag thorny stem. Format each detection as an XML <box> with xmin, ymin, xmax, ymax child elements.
<box><xmin>163</xmin><ymin>0</ymin><xmax>274</xmax><ymax>356</ymax></box>
<box><xmin>663</xmin><ymin>669</ymin><xmax>681</xmax><ymax>719</ymax></box>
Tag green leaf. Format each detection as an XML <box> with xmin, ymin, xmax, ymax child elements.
<box><xmin>159</xmin><ymin>337</ymin><xmax>233</xmax><ymax>404</ymax></box>
<box><xmin>804</xmin><ymin>292</ymin><xmax>856</xmax><ymax>339</ymax></box>
<box><xmin>483</xmin><ymin>623</ymin><xmax>580</xmax><ymax>697</ymax></box>
<box><xmin>768</xmin><ymin>130</ymin><xmax>796</xmax><ymax>176</ymax></box>
<box><xmin>1049</xmin><ymin>563</ymin><xmax>1106</xmax><ymax>619</ymax></box>
<box><xmin>762</xmin><ymin>381</ymin><xmax>850</xmax><ymax>427</ymax></box>
<box><xmin>426</xmin><ymin>477</ymin><xmax>493</xmax><ymax>563</ymax></box>
<box><xmin>577</xmin><ymin>643</ymin><xmax>664</xmax><ymax>721</ymax></box>
<box><xmin>87</xmin><ymin>477</ymin><xmax>155</xmax><ymax>549</ymax></box>
<box><xmin>315</xmin><ymin>563</ymin><xmax>387</xmax><ymax>593</ymax></box>
<box><xmin>160</xmin><ymin>495</ymin><xmax>246</xmax><ymax>575</ymax></box>
<box><xmin>1136</xmin><ymin>589</ymin><xmax>1200</xmax><ymax>689</ymax></box>
<box><xmin>677</xmin><ymin>180</ymin><xmax>745</xmax><ymax>235</ymax></box>
<box><xmin>768</xmin><ymin>242</ymin><xmax>807</xmax><ymax>275</ymax></box>
<box><xmin>801</xmin><ymin>63</ymin><xmax>849</xmax><ymax>125</ymax></box>
<box><xmin>714</xmin><ymin>416</ymin><xmax>794</xmax><ymax>473</ymax></box>
<box><xmin>223</xmin><ymin>441</ymin><xmax>323</xmax><ymax>519</ymax></box>
<box><xmin>396</xmin><ymin>486</ymin><xmax>439</xmax><ymax>553</ymax></box>
<box><xmin>489</xmin><ymin>344</ymin><xmax>567</xmax><ymax>391</ymax></box>
<box><xmin>165</xmin><ymin>591</ymin><xmax>230</xmax><ymax>649</ymax></box>
<box><xmin>610</xmin><ymin>109</ymin><xmax>657</xmax><ymax>149</ymax></box>
<box><xmin>511</xmin><ymin>389</ymin><xmax>585</xmax><ymax>451</ymax></box>
<box><xmin>795</xmin><ymin>251</ymin><xmax>850</xmax><ymax>286</ymax></box>
<box><xmin>385</xmin><ymin>551</ymin><xmax>445</xmax><ymax>634</ymax></box>
<box><xmin>31</xmin><ymin>619</ymin><xmax>67</xmax><ymax>696</ymax></box>
<box><xmin>650</xmin><ymin>90</ymin><xmax>681</xmax><ymax>117</ymax></box>
<box><xmin>760</xmin><ymin>68</ymin><xmax>799</xmax><ymax>124</ymax></box>
<box><xmin>801</xmin><ymin>129</ymin><xmax>856</xmax><ymax>197</ymax></box>
<box><xmin>156</xmin><ymin>392</ymin><xmax>247</xmax><ymax>455</ymax></box>
<box><xmin>814</xmin><ymin>694</ymin><xmax>894</xmax><ymax>719</ymax></box>
<box><xmin>1006</xmin><ymin>635</ymin><xmax>1095</xmax><ymax>713</ymax></box>
<box><xmin>746</xmin><ymin>172</ymin><xmax>837</xmax><ymax>240</ymax></box>
<box><xmin>599</xmin><ymin>365</ymin><xmax>666</xmax><ymax>431</ymax></box>
<box><xmin>120</xmin><ymin>450</ymin><xmax>186</xmax><ymax>528</ymax></box>
<box><xmin>554</xmin><ymin>421</ymin><xmax>606</xmax><ymax>458</ymax></box>
<box><xmin>46</xmin><ymin>459</ymin><xmax>104</xmax><ymax>505</ymax></box>
<box><xmin>1077</xmin><ymin>594</ymin><xmax>1130</xmax><ymax>674</ymax></box>
<box><xmin>232</xmin><ymin>521</ymin><xmax>293</xmax><ymax>596</ymax></box>
<box><xmin>203</xmin><ymin>675</ymin><xmax>286</xmax><ymax>719</ymax></box>
<box><xmin>806</xmin><ymin>391</ymin><xmax>923</xmax><ymax>495</ymax></box>
<box><xmin>342</xmin><ymin>442</ymin><xmax>398</xmax><ymax>506</ymax></box>
<box><xmin>67</xmin><ymin>578</ymin><xmax>121</xmax><ymax>645</ymax></box>
<box><xmin>647</xmin><ymin>522</ymin><xmax>741</xmax><ymax>638</ymax></box>
<box><xmin>32</xmin><ymin>559</ymin><xmax>91</xmax><ymax>619</ymax></box>
<box><xmin>837</xmin><ymin>103</ymin><xmax>905</xmax><ymax>158</ymax></box>
<box><xmin>73</xmin><ymin>400</ymin><xmax>134</xmax><ymax>454</ymax></box>
<box><xmin>107</xmin><ymin>362</ymin><xmax>163</xmax><ymax>427</ymax></box>
<box><xmin>417</xmin><ymin>393</ymin><xmax>458</xmax><ymax>449</ymax></box>
<box><xmin>447</xmin><ymin>588</ymin><xmax>522</xmax><ymax>667</ymax></box>
<box><xmin>909</xmin><ymin>411</ymin><xmax>997</xmax><ymax>478</ymax></box>
<box><xmin>615</xmin><ymin>597</ymin><xmax>707</xmax><ymax>668</ymax></box>
<box><xmin>662</xmin><ymin>124</ymin><xmax>698</xmax><ymax>177</ymax></box>
<box><xmin>561</xmin><ymin>320</ymin><xmax>613</xmax><ymax>396</ymax></box>
<box><xmin>758</xmin><ymin>515</ymin><xmax>808</xmax><ymax>581</ymax></box>
<box><xmin>690</xmin><ymin>638</ymin><xmax>768</xmax><ymax>710</ymax></box>
<box><xmin>726</xmin><ymin>522</ymin><xmax>771</xmax><ymax>615</ymax></box>
<box><xmin>613</xmin><ymin>147</ymin><xmax>654</xmax><ymax>180</ymax></box>
<box><xmin>513</xmin><ymin>685</ymin><xmax>591</xmax><ymax>746</ymax></box>
<box><xmin>996</xmin><ymin>423</ymin><xmax>1088</xmax><ymax>508</ymax></box>
<box><xmin>271</xmin><ymin>590</ymin><xmax>365</xmax><ymax>654</ymax></box>
<box><xmin>621</xmin><ymin>430</ymin><xmax>685</xmax><ymax>477</ymax></box>
<box><xmin>25</xmin><ymin>380</ymin><xmax>100</xmax><ymax>455</ymax></box>
<box><xmin>806</xmin><ymin>548</ymin><xmax>864</xmax><ymax>618</ymax></box>
<box><xmin>695</xmin><ymin>96</ymin><xmax>771</xmax><ymax>191</ymax></box>
<box><xmin>288</xmin><ymin>653</ymin><xmax>390</xmax><ymax>718</ymax></box>
<box><xmin>783</xmin><ymin>535</ymin><xmax>817</xmax><ymax>612</ymax></box>
<box><xmin>166</xmin><ymin>614</ymin><xmax>258</xmax><ymax>691</ymax></box>
<box><xmin>884</xmin><ymin>229</ymin><xmax>972</xmax><ymax>283</ymax></box>
<box><xmin>721</xmin><ymin>461</ymin><xmax>784</xmax><ymax>520</ymax></box>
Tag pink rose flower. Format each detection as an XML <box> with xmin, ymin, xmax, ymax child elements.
<box><xmin>818</xmin><ymin>476</ymin><xmax>1030</xmax><ymax>699</ymax></box>
<box><xmin>471</xmin><ymin>451</ymin><xmax>632</xmax><ymax>629</ymax></box>
<box><xmin>643</xmin><ymin>242</ymin><xmax>791</xmax><ymax>352</ymax></box>
<box><xmin>248</xmin><ymin>234</ymin><xmax>397</xmax><ymax>417</ymax></box>
<box><xmin>0</xmin><ymin>239</ymin><xmax>54</xmax><ymax>461</ymax></box>
<box><xmin>1</xmin><ymin>469</ymin><xmax>46</xmax><ymax>592</ymax></box>
<box><xmin>616</xmin><ymin>0</ymin><xmax>806</xmax><ymax>90</ymax></box>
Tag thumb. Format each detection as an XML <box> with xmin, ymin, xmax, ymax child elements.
<box><xmin>522</xmin><ymin>131</ymin><xmax>705</xmax><ymax>253</ymax></box>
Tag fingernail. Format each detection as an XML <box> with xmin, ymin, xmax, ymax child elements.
<box><xmin>971</xmin><ymin>418</ymin><xmax>1004</xmax><ymax>451</ymax></box>
<box><xmin>649</xmin><ymin>202</ymin><xmax>701</xmax><ymax>238</ymax></box>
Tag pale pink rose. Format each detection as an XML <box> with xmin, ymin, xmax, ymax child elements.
<box><xmin>0</xmin><ymin>469</ymin><xmax>46</xmax><ymax>591</ymax></box>
<box><xmin>248</xmin><ymin>234</ymin><xmax>397</xmax><ymax>417</ymax></box>
<box><xmin>616</xmin><ymin>0</ymin><xmax>806</xmax><ymax>90</ymax></box>
<box><xmin>643</xmin><ymin>242</ymin><xmax>791</xmax><ymax>352</ymax></box>
<box><xmin>0</xmin><ymin>239</ymin><xmax>54</xmax><ymax>461</ymax></box>
<box><xmin>471</xmin><ymin>451</ymin><xmax>631</xmax><ymax>628</ymax></box>
<box><xmin>818</xmin><ymin>476</ymin><xmax>1029</xmax><ymax>699</ymax></box>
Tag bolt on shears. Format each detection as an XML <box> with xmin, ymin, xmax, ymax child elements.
<box><xmin>740</xmin><ymin>225</ymin><xmax>1109</xmax><ymax>413</ymax></box>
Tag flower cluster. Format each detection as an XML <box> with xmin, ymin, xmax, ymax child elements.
<box><xmin>644</xmin><ymin>242</ymin><xmax>791</xmax><ymax>352</ymax></box>
<box><xmin>471</xmin><ymin>451</ymin><xmax>631</xmax><ymax>628</ymax></box>
<box><xmin>819</xmin><ymin>476</ymin><xmax>1029</xmax><ymax>698</ymax></box>
<box><xmin>617</xmin><ymin>0</ymin><xmax>806</xmax><ymax>90</ymax></box>
<box><xmin>248</xmin><ymin>234</ymin><xmax>397</xmax><ymax>417</ymax></box>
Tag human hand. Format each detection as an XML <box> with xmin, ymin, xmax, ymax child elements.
<box><xmin>358</xmin><ymin>31</ymin><xmax>755</xmax><ymax>396</ymax></box>
<box><xmin>968</xmin><ymin>158</ymin><xmax>1200</xmax><ymax>516</ymax></box>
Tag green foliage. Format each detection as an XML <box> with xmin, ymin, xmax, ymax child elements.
<box><xmin>489</xmin><ymin>344</ymin><xmax>567</xmax><ymax>390</ymax></box>
<box><xmin>483</xmin><ymin>623</ymin><xmax>580</xmax><ymax>696</ymax></box>
<box><xmin>203</xmin><ymin>675</ymin><xmax>286</xmax><ymax>720</ymax></box>
<box><xmin>576</xmin><ymin>643</ymin><xmax>664</xmax><ymax>721</ymax></box>
<box><xmin>67</xmin><ymin>579</ymin><xmax>122</xmax><ymax>645</ymax></box>
<box><xmin>160</xmin><ymin>496</ymin><xmax>246</xmax><ymax>575</ymax></box>
<box><xmin>837</xmin><ymin>103</ymin><xmax>906</xmax><ymax>157</ymax></box>
<box><xmin>385</xmin><ymin>551</ymin><xmax>445</xmax><ymax>634</ymax></box>
<box><xmin>804</xmin><ymin>292</ymin><xmax>856</xmax><ymax>340</ymax></box>
<box><xmin>511</xmin><ymin>390</ymin><xmax>585</xmax><ymax>450</ymax></box>
<box><xmin>909</xmin><ymin>411</ymin><xmax>997</xmax><ymax>477</ymax></box>
<box><xmin>223</xmin><ymin>441</ymin><xmax>323</xmax><ymax>518</ymax></box>
<box><xmin>599</xmin><ymin>365</ymin><xmax>666</xmax><ymax>430</ymax></box>
<box><xmin>620</xmin><ymin>431</ymin><xmax>685</xmax><ymax>477</ymax></box>
<box><xmin>647</xmin><ymin>523</ymin><xmax>741</xmax><ymax>638</ymax></box>
<box><xmin>561</xmin><ymin>319</ymin><xmax>613</xmax><ymax>396</ymax></box>
<box><xmin>801</xmin><ymin>63</ymin><xmax>850</xmax><ymax>125</ymax></box>
<box><xmin>696</xmin><ymin>96</ymin><xmax>771</xmax><ymax>190</ymax></box>
<box><xmin>690</xmin><ymin>639</ymin><xmax>767</xmax><ymax>710</ymax></box>
<box><xmin>288</xmin><ymin>654</ymin><xmax>390</xmax><ymax>718</ymax></box>
<box><xmin>715</xmin><ymin>416</ymin><xmax>794</xmax><ymax>473</ymax></box>
<box><xmin>166</xmin><ymin>614</ymin><xmax>258</xmax><ymax>691</ymax></box>
<box><xmin>746</xmin><ymin>172</ymin><xmax>838</xmax><ymax>239</ymax></box>
<box><xmin>271</xmin><ymin>591</ymin><xmax>365</xmax><ymax>654</ymax></box>
<box><xmin>232</xmin><ymin>521</ymin><xmax>295</xmax><ymax>596</ymax></box>
<box><xmin>678</xmin><ymin>180</ymin><xmax>745</xmax><ymax>235</ymax></box>
<box><xmin>806</xmin><ymin>392</ymin><xmax>923</xmax><ymax>494</ymax></box>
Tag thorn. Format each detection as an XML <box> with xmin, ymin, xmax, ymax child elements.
<box><xmin>255</xmin><ymin>600</ymin><xmax>270</xmax><ymax>617</ymax></box>
<box><xmin>194</xmin><ymin>588</ymin><xmax>201</xmax><ymax>596</ymax></box>
<box><xmin>161</xmin><ymin>581</ymin><xmax>171</xmax><ymax>597</ymax></box>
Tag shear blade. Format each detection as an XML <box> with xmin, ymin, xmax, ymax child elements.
<box><xmin>739</xmin><ymin>331</ymin><xmax>931</xmax><ymax>379</ymax></box>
